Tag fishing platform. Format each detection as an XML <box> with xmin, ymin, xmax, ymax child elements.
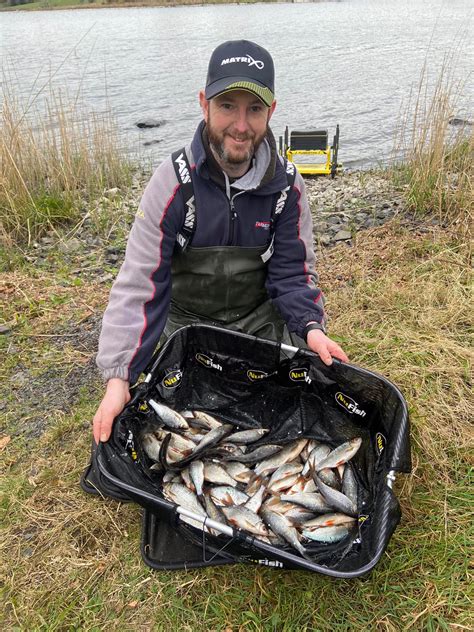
<box><xmin>279</xmin><ymin>125</ymin><xmax>342</xmax><ymax>177</ymax></box>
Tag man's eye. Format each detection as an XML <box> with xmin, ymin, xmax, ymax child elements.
<box><xmin>250</xmin><ymin>105</ymin><xmax>264</xmax><ymax>113</ymax></box>
<box><xmin>221</xmin><ymin>103</ymin><xmax>234</xmax><ymax>110</ymax></box>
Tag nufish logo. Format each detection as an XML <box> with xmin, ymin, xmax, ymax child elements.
<box><xmin>289</xmin><ymin>367</ymin><xmax>307</xmax><ymax>382</ymax></box>
<box><xmin>247</xmin><ymin>369</ymin><xmax>268</xmax><ymax>382</ymax></box>
<box><xmin>376</xmin><ymin>432</ymin><xmax>386</xmax><ymax>455</ymax></box>
<box><xmin>249</xmin><ymin>558</ymin><xmax>284</xmax><ymax>568</ymax></box>
<box><xmin>335</xmin><ymin>392</ymin><xmax>367</xmax><ymax>417</ymax></box>
<box><xmin>196</xmin><ymin>353</ymin><xmax>223</xmax><ymax>372</ymax></box>
<box><xmin>162</xmin><ymin>369</ymin><xmax>182</xmax><ymax>389</ymax></box>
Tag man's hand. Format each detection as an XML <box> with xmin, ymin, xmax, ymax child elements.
<box><xmin>307</xmin><ymin>329</ymin><xmax>349</xmax><ymax>366</ymax></box>
<box><xmin>93</xmin><ymin>378</ymin><xmax>131</xmax><ymax>444</ymax></box>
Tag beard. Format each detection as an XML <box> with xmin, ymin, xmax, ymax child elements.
<box><xmin>207</xmin><ymin>114</ymin><xmax>268</xmax><ymax>166</ymax></box>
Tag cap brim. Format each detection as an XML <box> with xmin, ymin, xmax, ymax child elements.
<box><xmin>205</xmin><ymin>76</ymin><xmax>274</xmax><ymax>107</ymax></box>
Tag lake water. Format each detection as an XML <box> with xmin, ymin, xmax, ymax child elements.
<box><xmin>1</xmin><ymin>0</ymin><xmax>472</xmax><ymax>169</ymax></box>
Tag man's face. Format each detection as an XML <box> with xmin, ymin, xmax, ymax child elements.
<box><xmin>200</xmin><ymin>90</ymin><xmax>276</xmax><ymax>166</ymax></box>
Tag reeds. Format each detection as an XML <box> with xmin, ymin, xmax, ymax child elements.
<box><xmin>393</xmin><ymin>53</ymin><xmax>473</xmax><ymax>233</ymax></box>
<box><xmin>1</xmin><ymin>76</ymin><xmax>133</xmax><ymax>246</ymax></box>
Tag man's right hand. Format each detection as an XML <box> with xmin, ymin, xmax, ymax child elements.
<box><xmin>93</xmin><ymin>378</ymin><xmax>131</xmax><ymax>444</ymax></box>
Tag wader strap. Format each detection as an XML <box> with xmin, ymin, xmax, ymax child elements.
<box><xmin>171</xmin><ymin>148</ymin><xmax>196</xmax><ymax>252</ymax></box>
<box><xmin>261</xmin><ymin>160</ymin><xmax>297</xmax><ymax>263</ymax></box>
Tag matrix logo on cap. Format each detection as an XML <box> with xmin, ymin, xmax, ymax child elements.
<box><xmin>221</xmin><ymin>55</ymin><xmax>264</xmax><ymax>70</ymax></box>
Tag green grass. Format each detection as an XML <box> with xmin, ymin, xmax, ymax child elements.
<box><xmin>1</xmin><ymin>216</ymin><xmax>472</xmax><ymax>630</ymax></box>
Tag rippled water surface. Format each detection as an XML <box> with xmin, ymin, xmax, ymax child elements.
<box><xmin>1</xmin><ymin>0</ymin><xmax>472</xmax><ymax>168</ymax></box>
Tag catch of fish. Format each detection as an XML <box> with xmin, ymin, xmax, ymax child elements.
<box><xmin>140</xmin><ymin>399</ymin><xmax>363</xmax><ymax>558</ymax></box>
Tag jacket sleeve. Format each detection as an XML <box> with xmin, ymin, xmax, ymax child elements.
<box><xmin>96</xmin><ymin>157</ymin><xmax>184</xmax><ymax>384</ymax></box>
<box><xmin>265</xmin><ymin>171</ymin><xmax>327</xmax><ymax>339</ymax></box>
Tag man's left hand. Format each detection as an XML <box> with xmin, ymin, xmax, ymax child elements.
<box><xmin>306</xmin><ymin>329</ymin><xmax>349</xmax><ymax>366</ymax></box>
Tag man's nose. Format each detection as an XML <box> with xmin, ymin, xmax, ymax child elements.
<box><xmin>233</xmin><ymin>108</ymin><xmax>250</xmax><ymax>133</ymax></box>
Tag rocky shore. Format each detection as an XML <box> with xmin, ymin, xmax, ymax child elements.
<box><xmin>29</xmin><ymin>168</ymin><xmax>406</xmax><ymax>271</ymax></box>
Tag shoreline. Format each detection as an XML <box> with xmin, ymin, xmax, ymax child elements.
<box><xmin>1</xmin><ymin>0</ymin><xmax>282</xmax><ymax>13</ymax></box>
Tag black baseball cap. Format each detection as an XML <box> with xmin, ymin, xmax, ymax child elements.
<box><xmin>205</xmin><ymin>40</ymin><xmax>275</xmax><ymax>107</ymax></box>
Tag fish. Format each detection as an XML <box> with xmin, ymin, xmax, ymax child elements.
<box><xmin>301</xmin><ymin>525</ymin><xmax>350</xmax><ymax>543</ymax></box>
<box><xmin>302</xmin><ymin>445</ymin><xmax>331</xmax><ymax>476</ymax></box>
<box><xmin>226</xmin><ymin>444</ymin><xmax>282</xmax><ymax>464</ymax></box>
<box><xmin>279</xmin><ymin>492</ymin><xmax>332</xmax><ymax>513</ymax></box>
<box><xmin>210</xmin><ymin>486</ymin><xmax>249</xmax><ymax>507</ymax></box>
<box><xmin>193</xmin><ymin>424</ymin><xmax>235</xmax><ymax>454</ymax></box>
<box><xmin>162</xmin><ymin>483</ymin><xmax>206</xmax><ymax>517</ymax></box>
<box><xmin>316</xmin><ymin>438</ymin><xmax>362</xmax><ymax>471</ymax></box>
<box><xmin>313</xmin><ymin>473</ymin><xmax>358</xmax><ymax>517</ymax></box>
<box><xmin>148</xmin><ymin>399</ymin><xmax>189</xmax><ymax>430</ymax></box>
<box><xmin>225</xmin><ymin>429</ymin><xmax>269</xmax><ymax>444</ymax></box>
<box><xmin>318</xmin><ymin>468</ymin><xmax>341</xmax><ymax>490</ymax></box>
<box><xmin>224</xmin><ymin>462</ymin><xmax>252</xmax><ymax>484</ymax></box>
<box><xmin>202</xmin><ymin>492</ymin><xmax>228</xmax><ymax>535</ymax></box>
<box><xmin>191</xmin><ymin>411</ymin><xmax>223</xmax><ymax>430</ymax></box>
<box><xmin>303</xmin><ymin>513</ymin><xmax>356</xmax><ymax>529</ymax></box>
<box><xmin>203</xmin><ymin>461</ymin><xmax>238</xmax><ymax>487</ymax></box>
<box><xmin>141</xmin><ymin>431</ymin><xmax>162</xmax><ymax>461</ymax></box>
<box><xmin>189</xmin><ymin>460</ymin><xmax>205</xmax><ymax>499</ymax></box>
<box><xmin>342</xmin><ymin>464</ymin><xmax>358</xmax><ymax>507</ymax></box>
<box><xmin>254</xmin><ymin>440</ymin><xmax>308</xmax><ymax>477</ymax></box>
<box><xmin>244</xmin><ymin>485</ymin><xmax>267</xmax><ymax>514</ymax></box>
<box><xmin>222</xmin><ymin>506</ymin><xmax>270</xmax><ymax>538</ymax></box>
<box><xmin>261</xmin><ymin>508</ymin><xmax>307</xmax><ymax>558</ymax></box>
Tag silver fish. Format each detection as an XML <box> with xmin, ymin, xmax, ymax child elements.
<box><xmin>148</xmin><ymin>399</ymin><xmax>189</xmax><ymax>430</ymax></box>
<box><xmin>314</xmin><ymin>474</ymin><xmax>358</xmax><ymax>517</ymax></box>
<box><xmin>227</xmin><ymin>444</ymin><xmax>282</xmax><ymax>464</ymax></box>
<box><xmin>279</xmin><ymin>492</ymin><xmax>332</xmax><ymax>513</ymax></box>
<box><xmin>191</xmin><ymin>411</ymin><xmax>222</xmax><ymax>430</ymax></box>
<box><xmin>193</xmin><ymin>424</ymin><xmax>234</xmax><ymax>454</ymax></box>
<box><xmin>210</xmin><ymin>486</ymin><xmax>249</xmax><ymax>507</ymax></box>
<box><xmin>303</xmin><ymin>513</ymin><xmax>356</xmax><ymax>529</ymax></box>
<box><xmin>254</xmin><ymin>440</ymin><xmax>308</xmax><ymax>477</ymax></box>
<box><xmin>181</xmin><ymin>468</ymin><xmax>195</xmax><ymax>491</ymax></box>
<box><xmin>301</xmin><ymin>525</ymin><xmax>350</xmax><ymax>543</ymax></box>
<box><xmin>203</xmin><ymin>461</ymin><xmax>238</xmax><ymax>487</ymax></box>
<box><xmin>162</xmin><ymin>483</ymin><xmax>206</xmax><ymax>517</ymax></box>
<box><xmin>224</xmin><ymin>462</ymin><xmax>252</xmax><ymax>484</ymax></box>
<box><xmin>318</xmin><ymin>468</ymin><xmax>341</xmax><ymax>490</ymax></box>
<box><xmin>189</xmin><ymin>460</ymin><xmax>205</xmax><ymax>498</ymax></box>
<box><xmin>286</xmin><ymin>476</ymin><xmax>317</xmax><ymax>495</ymax></box>
<box><xmin>244</xmin><ymin>485</ymin><xmax>267</xmax><ymax>514</ymax></box>
<box><xmin>316</xmin><ymin>438</ymin><xmax>363</xmax><ymax>470</ymax></box>
<box><xmin>261</xmin><ymin>508</ymin><xmax>307</xmax><ymax>558</ymax></box>
<box><xmin>301</xmin><ymin>439</ymin><xmax>320</xmax><ymax>462</ymax></box>
<box><xmin>342</xmin><ymin>464</ymin><xmax>358</xmax><ymax>507</ymax></box>
<box><xmin>302</xmin><ymin>445</ymin><xmax>331</xmax><ymax>476</ymax></box>
<box><xmin>225</xmin><ymin>428</ymin><xmax>269</xmax><ymax>444</ymax></box>
<box><xmin>202</xmin><ymin>492</ymin><xmax>228</xmax><ymax>535</ymax></box>
<box><xmin>222</xmin><ymin>506</ymin><xmax>270</xmax><ymax>538</ymax></box>
<box><xmin>141</xmin><ymin>431</ymin><xmax>162</xmax><ymax>461</ymax></box>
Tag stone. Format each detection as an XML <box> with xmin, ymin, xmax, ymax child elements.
<box><xmin>143</xmin><ymin>139</ymin><xmax>162</xmax><ymax>146</ymax></box>
<box><xmin>136</xmin><ymin>118</ymin><xmax>166</xmax><ymax>129</ymax></box>
<box><xmin>326</xmin><ymin>215</ymin><xmax>342</xmax><ymax>225</ymax></box>
<box><xmin>364</xmin><ymin>218</ymin><xmax>379</xmax><ymax>228</ymax></box>
<box><xmin>319</xmin><ymin>234</ymin><xmax>332</xmax><ymax>247</ymax></box>
<box><xmin>0</xmin><ymin>325</ymin><xmax>11</xmax><ymax>335</ymax></box>
<box><xmin>333</xmin><ymin>230</ymin><xmax>352</xmax><ymax>241</ymax></box>
<box><xmin>58</xmin><ymin>238</ymin><xmax>82</xmax><ymax>254</ymax></box>
<box><xmin>313</xmin><ymin>222</ymin><xmax>328</xmax><ymax>233</ymax></box>
<box><xmin>105</xmin><ymin>187</ymin><xmax>119</xmax><ymax>197</ymax></box>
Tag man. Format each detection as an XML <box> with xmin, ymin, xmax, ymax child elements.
<box><xmin>93</xmin><ymin>40</ymin><xmax>348</xmax><ymax>444</ymax></box>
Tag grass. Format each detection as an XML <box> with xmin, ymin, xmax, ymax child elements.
<box><xmin>0</xmin><ymin>74</ymin><xmax>134</xmax><ymax>246</ymax></box>
<box><xmin>392</xmin><ymin>52</ymin><xmax>473</xmax><ymax>232</ymax></box>
<box><xmin>1</xmin><ymin>217</ymin><xmax>472</xmax><ymax>630</ymax></box>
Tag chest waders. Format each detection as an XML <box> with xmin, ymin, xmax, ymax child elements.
<box><xmin>163</xmin><ymin>149</ymin><xmax>303</xmax><ymax>346</ymax></box>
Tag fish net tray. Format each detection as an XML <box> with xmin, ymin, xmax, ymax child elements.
<box><xmin>82</xmin><ymin>324</ymin><xmax>410</xmax><ymax>577</ymax></box>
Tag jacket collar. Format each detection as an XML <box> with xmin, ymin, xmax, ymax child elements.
<box><xmin>191</xmin><ymin>120</ymin><xmax>287</xmax><ymax>194</ymax></box>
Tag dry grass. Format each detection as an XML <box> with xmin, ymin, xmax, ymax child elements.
<box><xmin>0</xmin><ymin>74</ymin><xmax>133</xmax><ymax>246</ymax></box>
<box><xmin>393</xmin><ymin>52</ymin><xmax>474</xmax><ymax>233</ymax></box>
<box><xmin>1</xmin><ymin>217</ymin><xmax>472</xmax><ymax>630</ymax></box>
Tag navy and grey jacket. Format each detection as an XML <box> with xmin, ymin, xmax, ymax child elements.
<box><xmin>97</xmin><ymin>122</ymin><xmax>326</xmax><ymax>383</ymax></box>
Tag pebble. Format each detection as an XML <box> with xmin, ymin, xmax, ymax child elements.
<box><xmin>333</xmin><ymin>230</ymin><xmax>352</xmax><ymax>241</ymax></box>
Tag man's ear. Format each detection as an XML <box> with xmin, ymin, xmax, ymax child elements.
<box><xmin>268</xmin><ymin>100</ymin><xmax>277</xmax><ymax>122</ymax></box>
<box><xmin>199</xmin><ymin>90</ymin><xmax>209</xmax><ymax>123</ymax></box>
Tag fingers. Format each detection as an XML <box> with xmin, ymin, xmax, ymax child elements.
<box><xmin>328</xmin><ymin>343</ymin><xmax>349</xmax><ymax>364</ymax></box>
<box><xmin>93</xmin><ymin>404</ymin><xmax>115</xmax><ymax>444</ymax></box>
<box><xmin>317</xmin><ymin>346</ymin><xmax>333</xmax><ymax>366</ymax></box>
